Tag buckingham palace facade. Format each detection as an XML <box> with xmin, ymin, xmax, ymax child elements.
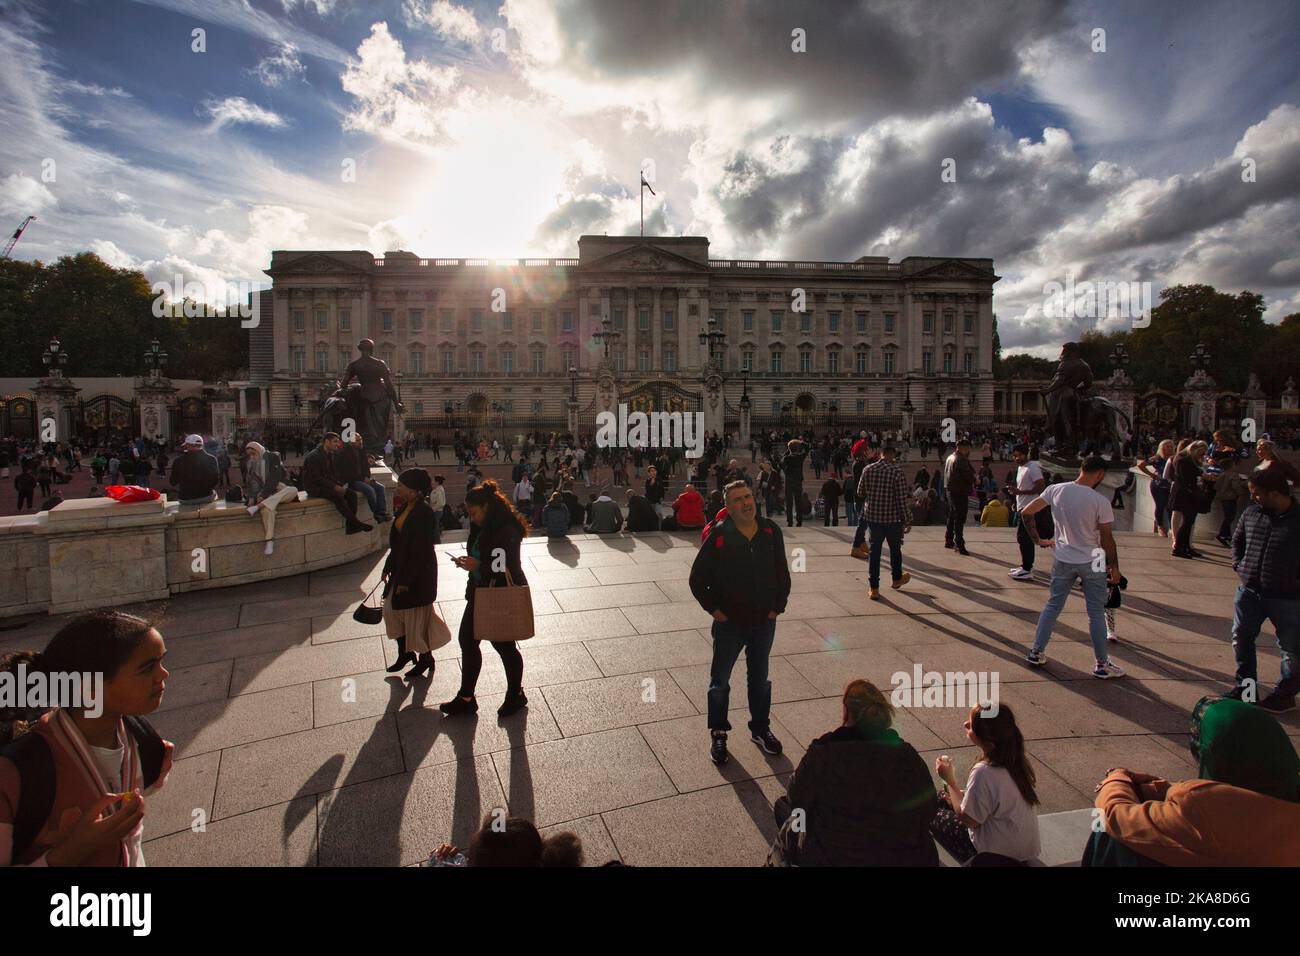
<box><xmin>245</xmin><ymin>235</ymin><xmax>999</xmax><ymax>436</ymax></box>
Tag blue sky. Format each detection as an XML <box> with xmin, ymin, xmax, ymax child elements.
<box><xmin>2</xmin><ymin>0</ymin><xmax>1298</xmax><ymax>356</ymax></box>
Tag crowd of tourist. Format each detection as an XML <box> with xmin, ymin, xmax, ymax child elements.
<box><xmin>1</xmin><ymin>414</ymin><xmax>1297</xmax><ymax>869</ymax></box>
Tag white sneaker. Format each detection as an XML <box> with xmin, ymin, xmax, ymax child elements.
<box><xmin>1093</xmin><ymin>660</ymin><xmax>1125</xmax><ymax>679</ymax></box>
<box><xmin>1106</xmin><ymin>631</ymin><xmax>1120</xmax><ymax>643</ymax></box>
<box><xmin>1026</xmin><ymin>648</ymin><xmax>1047</xmax><ymax>666</ymax></box>
<box><xmin>1009</xmin><ymin>568</ymin><xmax>1032</xmax><ymax>580</ymax></box>
<box><xmin>263</xmin><ymin>540</ymin><xmax>274</xmax><ymax>556</ymax></box>
<box><xmin>247</xmin><ymin>505</ymin><xmax>259</xmax><ymax>517</ymax></box>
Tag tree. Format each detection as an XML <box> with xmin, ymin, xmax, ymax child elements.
<box><xmin>1257</xmin><ymin>312</ymin><xmax>1300</xmax><ymax>395</ymax></box>
<box><xmin>0</xmin><ymin>252</ymin><xmax>246</xmax><ymax>379</ymax></box>
<box><xmin>1125</xmin><ymin>284</ymin><xmax>1267</xmax><ymax>392</ymax></box>
<box><xmin>997</xmin><ymin>353</ymin><xmax>1055</xmax><ymax>379</ymax></box>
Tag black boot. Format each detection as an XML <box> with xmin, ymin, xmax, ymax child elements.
<box><xmin>404</xmin><ymin>652</ymin><xmax>434</xmax><ymax>680</ymax></box>
<box><xmin>497</xmin><ymin>689</ymin><xmax>528</xmax><ymax>718</ymax></box>
<box><xmin>386</xmin><ymin>638</ymin><xmax>414</xmax><ymax>673</ymax></box>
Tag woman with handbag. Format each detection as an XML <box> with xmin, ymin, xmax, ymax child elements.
<box><xmin>440</xmin><ymin>480</ymin><xmax>533</xmax><ymax>718</ymax></box>
<box><xmin>382</xmin><ymin>469</ymin><xmax>446</xmax><ymax>680</ymax></box>
<box><xmin>1170</xmin><ymin>440</ymin><xmax>1210</xmax><ymax>559</ymax></box>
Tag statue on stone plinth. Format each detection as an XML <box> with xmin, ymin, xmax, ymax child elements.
<box><xmin>340</xmin><ymin>339</ymin><xmax>404</xmax><ymax>454</ymax></box>
<box><xmin>1042</xmin><ymin>342</ymin><xmax>1093</xmax><ymax>457</ymax></box>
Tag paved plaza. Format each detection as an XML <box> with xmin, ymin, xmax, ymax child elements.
<box><xmin>3</xmin><ymin>522</ymin><xmax>1295</xmax><ymax>867</ymax></box>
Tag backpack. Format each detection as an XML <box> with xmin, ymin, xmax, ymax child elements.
<box><xmin>1</xmin><ymin>715</ymin><xmax>165</xmax><ymax>863</ymax></box>
<box><xmin>700</xmin><ymin>506</ymin><xmax>730</xmax><ymax>543</ymax></box>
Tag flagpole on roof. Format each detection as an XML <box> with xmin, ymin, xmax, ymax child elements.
<box><xmin>639</xmin><ymin>172</ymin><xmax>656</xmax><ymax>237</ymax></box>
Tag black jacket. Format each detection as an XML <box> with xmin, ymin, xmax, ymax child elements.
<box><xmin>169</xmin><ymin>449</ymin><xmax>219</xmax><ymax>500</ymax></box>
<box><xmin>626</xmin><ymin>494</ymin><xmax>660</xmax><ymax>532</ymax></box>
<box><xmin>335</xmin><ymin>445</ymin><xmax>371</xmax><ymax>484</ymax></box>
<box><xmin>301</xmin><ymin>445</ymin><xmax>341</xmax><ymax>497</ymax></box>
<box><xmin>689</xmin><ymin>515</ymin><xmax>792</xmax><ymax>625</ymax></box>
<box><xmin>465</xmin><ymin>515</ymin><xmax>528</xmax><ymax>600</ymax></box>
<box><xmin>1233</xmin><ymin>496</ymin><xmax>1300</xmax><ymax>598</ymax></box>
<box><xmin>944</xmin><ymin>453</ymin><xmax>976</xmax><ymax>497</ymax></box>
<box><xmin>778</xmin><ymin>726</ymin><xmax>939</xmax><ymax>866</ymax></box>
<box><xmin>1171</xmin><ymin>456</ymin><xmax>1205</xmax><ymax>513</ymax></box>
<box><xmin>383</xmin><ymin>500</ymin><xmax>439</xmax><ymax>609</ymax></box>
<box><xmin>645</xmin><ymin>474</ymin><xmax>666</xmax><ymax>505</ymax></box>
<box><xmin>780</xmin><ymin>448</ymin><xmax>808</xmax><ymax>488</ymax></box>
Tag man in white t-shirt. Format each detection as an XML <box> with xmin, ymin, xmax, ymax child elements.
<box><xmin>1019</xmin><ymin>456</ymin><xmax>1124</xmax><ymax>678</ymax></box>
<box><xmin>1009</xmin><ymin>444</ymin><xmax>1049</xmax><ymax>580</ymax></box>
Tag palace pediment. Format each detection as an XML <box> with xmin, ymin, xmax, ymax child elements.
<box><xmin>582</xmin><ymin>244</ymin><xmax>708</xmax><ymax>275</ymax></box>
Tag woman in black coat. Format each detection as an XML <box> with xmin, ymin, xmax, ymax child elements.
<box><xmin>441</xmin><ymin>480</ymin><xmax>532</xmax><ymax>718</ymax></box>
<box><xmin>382</xmin><ymin>469</ymin><xmax>442</xmax><ymax>680</ymax></box>
<box><xmin>1170</xmin><ymin>441</ymin><xmax>1209</xmax><ymax>559</ymax></box>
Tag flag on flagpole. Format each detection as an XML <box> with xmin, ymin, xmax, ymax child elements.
<box><xmin>640</xmin><ymin>174</ymin><xmax>656</xmax><ymax>196</ymax></box>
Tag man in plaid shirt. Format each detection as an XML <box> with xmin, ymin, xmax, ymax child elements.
<box><xmin>856</xmin><ymin>443</ymin><xmax>912</xmax><ymax>600</ymax></box>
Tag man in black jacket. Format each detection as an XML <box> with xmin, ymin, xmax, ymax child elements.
<box><xmin>944</xmin><ymin>438</ymin><xmax>976</xmax><ymax>555</ymax></box>
<box><xmin>780</xmin><ymin>439</ymin><xmax>808</xmax><ymax>527</ymax></box>
<box><xmin>1229</xmin><ymin>466</ymin><xmax>1300</xmax><ymax>712</ymax></box>
<box><xmin>689</xmin><ymin>480</ymin><xmax>792</xmax><ymax>765</ymax></box>
<box><xmin>301</xmin><ymin>432</ymin><xmax>371</xmax><ymax>534</ymax></box>
<box><xmin>169</xmin><ymin>434</ymin><xmax>219</xmax><ymax>506</ymax></box>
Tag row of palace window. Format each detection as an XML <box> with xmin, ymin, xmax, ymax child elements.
<box><xmin>290</xmin><ymin>307</ymin><xmax>978</xmax><ymax>337</ymax></box>
<box><xmin>290</xmin><ymin>344</ymin><xmax>975</xmax><ymax>376</ymax></box>
<box><xmin>344</xmin><ymin>397</ymin><xmax>963</xmax><ymax>419</ymax></box>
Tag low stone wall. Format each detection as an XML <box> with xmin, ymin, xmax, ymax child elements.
<box><xmin>0</xmin><ymin>467</ymin><xmax>396</xmax><ymax>618</ymax></box>
<box><xmin>1129</xmin><ymin>467</ymin><xmax>1230</xmax><ymax>543</ymax></box>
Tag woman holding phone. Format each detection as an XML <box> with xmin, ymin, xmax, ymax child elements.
<box><xmin>441</xmin><ymin>480</ymin><xmax>531</xmax><ymax>718</ymax></box>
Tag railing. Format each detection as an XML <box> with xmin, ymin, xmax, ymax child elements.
<box><xmin>373</xmin><ymin>258</ymin><xmax>580</xmax><ymax>268</ymax></box>
<box><xmin>709</xmin><ymin>260</ymin><xmax>902</xmax><ymax>274</ymax></box>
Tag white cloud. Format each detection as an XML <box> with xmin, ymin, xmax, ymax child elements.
<box><xmin>202</xmin><ymin>96</ymin><xmax>288</xmax><ymax>130</ymax></box>
<box><xmin>249</xmin><ymin>43</ymin><xmax>305</xmax><ymax>87</ymax></box>
<box><xmin>340</xmin><ymin>22</ymin><xmax>460</xmax><ymax>146</ymax></box>
<box><xmin>0</xmin><ymin>172</ymin><xmax>57</xmax><ymax>219</ymax></box>
<box><xmin>63</xmin><ymin>80</ymin><xmax>131</xmax><ymax>98</ymax></box>
<box><xmin>88</xmin><ymin>239</ymin><xmax>136</xmax><ymax>268</ymax></box>
<box><xmin>404</xmin><ymin>0</ymin><xmax>483</xmax><ymax>44</ymax></box>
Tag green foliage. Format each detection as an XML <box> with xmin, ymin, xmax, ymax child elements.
<box><xmin>996</xmin><ymin>353</ymin><xmax>1056</xmax><ymax>379</ymax></box>
<box><xmin>0</xmin><ymin>252</ymin><xmax>247</xmax><ymax>379</ymax></box>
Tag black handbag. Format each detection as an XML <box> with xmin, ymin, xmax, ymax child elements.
<box><xmin>353</xmin><ymin>579</ymin><xmax>384</xmax><ymax>625</ymax></box>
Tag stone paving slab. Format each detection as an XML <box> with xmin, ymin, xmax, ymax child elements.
<box><xmin>0</xmin><ymin>522</ymin><xmax>1263</xmax><ymax>867</ymax></box>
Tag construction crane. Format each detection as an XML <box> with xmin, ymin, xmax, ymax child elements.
<box><xmin>2</xmin><ymin>216</ymin><xmax>36</xmax><ymax>259</ymax></box>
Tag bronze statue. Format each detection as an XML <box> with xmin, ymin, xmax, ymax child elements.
<box><xmin>341</xmin><ymin>339</ymin><xmax>404</xmax><ymax>454</ymax></box>
<box><xmin>1042</xmin><ymin>342</ymin><xmax>1093</xmax><ymax>457</ymax></box>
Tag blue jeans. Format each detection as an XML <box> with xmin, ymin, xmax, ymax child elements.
<box><xmin>853</xmin><ymin>513</ymin><xmax>869</xmax><ymax>548</ymax></box>
<box><xmin>349</xmin><ymin>479</ymin><xmax>387</xmax><ymax>518</ymax></box>
<box><xmin>1032</xmin><ymin>559</ymin><xmax>1110</xmax><ymax>661</ymax></box>
<box><xmin>868</xmin><ymin>521</ymin><xmax>904</xmax><ymax>588</ymax></box>
<box><xmin>1231</xmin><ymin>586</ymin><xmax>1300</xmax><ymax>692</ymax></box>
<box><xmin>844</xmin><ymin>497</ymin><xmax>858</xmax><ymax>525</ymax></box>
<box><xmin>708</xmin><ymin>618</ymin><xmax>776</xmax><ymax>733</ymax></box>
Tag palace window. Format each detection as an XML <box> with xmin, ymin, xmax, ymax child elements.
<box><xmin>828</xmin><ymin>311</ymin><xmax>840</xmax><ymax>333</ymax></box>
<box><xmin>943</xmin><ymin>313</ymin><xmax>954</xmax><ymax>334</ymax></box>
<box><xmin>409</xmin><ymin>309</ymin><xmax>424</xmax><ymax>332</ymax></box>
<box><xmin>742</xmin><ymin>349</ymin><xmax>754</xmax><ymax>372</ymax></box>
<box><xmin>855</xmin><ymin>349</ymin><xmax>868</xmax><ymax>374</ymax></box>
<box><xmin>289</xmin><ymin>346</ymin><xmax>305</xmax><ymax>371</ymax></box>
<box><xmin>409</xmin><ymin>350</ymin><xmax>424</xmax><ymax>374</ymax></box>
<box><xmin>471</xmin><ymin>310</ymin><xmax>483</xmax><ymax>333</ymax></box>
<box><xmin>440</xmin><ymin>309</ymin><xmax>453</xmax><ymax>332</ymax></box>
<box><xmin>884</xmin><ymin>399</ymin><xmax>894</xmax><ymax>413</ymax></box>
<box><xmin>770</xmin><ymin>310</ymin><xmax>783</xmax><ymax>333</ymax></box>
<box><xmin>315</xmin><ymin>349</ymin><xmax>328</xmax><ymax>371</ymax></box>
<box><xmin>638</xmin><ymin>308</ymin><xmax>650</xmax><ymax>331</ymax></box>
<box><xmin>856</xmin><ymin>399</ymin><xmax>866</xmax><ymax>414</ymax></box>
<box><xmin>884</xmin><ymin>313</ymin><xmax>896</xmax><ymax>333</ymax></box>
<box><xmin>315</xmin><ymin>309</ymin><xmax>328</xmax><ymax>331</ymax></box>
<box><xmin>561</xmin><ymin>348</ymin><xmax>576</xmax><ymax>370</ymax></box>
<box><xmin>799</xmin><ymin>350</ymin><xmax>812</xmax><ymax>373</ymax></box>
<box><xmin>471</xmin><ymin>350</ymin><xmax>484</xmax><ymax>374</ymax></box>
<box><xmin>964</xmin><ymin>312</ymin><xmax>974</xmax><ymax>334</ymax></box>
<box><xmin>827</xmin><ymin>350</ymin><xmax>840</xmax><ymax>374</ymax></box>
<box><xmin>943</xmin><ymin>349</ymin><xmax>954</xmax><ymax>373</ymax></box>
<box><xmin>339</xmin><ymin>309</ymin><xmax>351</xmax><ymax>332</ymax></box>
<box><xmin>856</xmin><ymin>312</ymin><xmax>867</xmax><ymax>334</ymax></box>
<box><xmin>442</xmin><ymin>350</ymin><xmax>455</xmax><ymax>373</ymax></box>
<box><xmin>501</xmin><ymin>350</ymin><xmax>515</xmax><ymax>374</ymax></box>
<box><xmin>663</xmin><ymin>310</ymin><xmax>675</xmax><ymax>331</ymax></box>
<box><xmin>532</xmin><ymin>310</ymin><xmax>543</xmax><ymax>333</ymax></box>
<box><xmin>770</xmin><ymin>349</ymin><xmax>783</xmax><ymax>373</ymax></box>
<box><xmin>561</xmin><ymin>311</ymin><xmax>574</xmax><ymax>332</ymax></box>
<box><xmin>531</xmin><ymin>350</ymin><xmax>544</xmax><ymax>374</ymax></box>
<box><xmin>614</xmin><ymin>350</ymin><xmax>626</xmax><ymax>372</ymax></box>
<box><xmin>613</xmin><ymin>308</ymin><xmax>626</xmax><ymax>331</ymax></box>
<box><xmin>637</xmin><ymin>349</ymin><xmax>650</xmax><ymax>371</ymax></box>
<box><xmin>799</xmin><ymin>312</ymin><xmax>811</xmax><ymax>332</ymax></box>
<box><xmin>338</xmin><ymin>350</ymin><xmax>349</xmax><ymax>370</ymax></box>
<box><xmin>964</xmin><ymin>351</ymin><xmax>974</xmax><ymax>374</ymax></box>
<box><xmin>532</xmin><ymin>399</ymin><xmax>544</xmax><ymax>415</ymax></box>
<box><xmin>502</xmin><ymin>311</ymin><xmax>513</xmax><ymax>333</ymax></box>
<box><xmin>292</xmin><ymin>310</ymin><xmax>305</xmax><ymax>332</ymax></box>
<box><xmin>664</xmin><ymin>347</ymin><xmax>677</xmax><ymax>372</ymax></box>
<box><xmin>381</xmin><ymin>310</ymin><xmax>394</xmax><ymax>332</ymax></box>
<box><xmin>743</xmin><ymin>310</ymin><xmax>754</xmax><ymax>332</ymax></box>
<box><xmin>922</xmin><ymin>312</ymin><xmax>933</xmax><ymax>334</ymax></box>
<box><xmin>922</xmin><ymin>350</ymin><xmax>934</xmax><ymax>374</ymax></box>
<box><xmin>883</xmin><ymin>350</ymin><xmax>896</xmax><ymax>375</ymax></box>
